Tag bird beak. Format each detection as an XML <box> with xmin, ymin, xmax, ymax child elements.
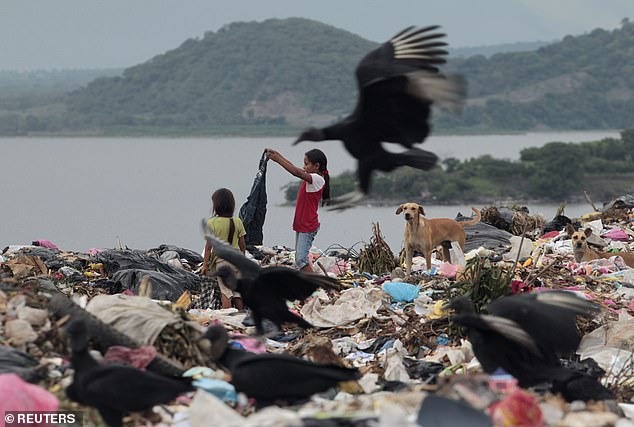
<box><xmin>292</xmin><ymin>137</ymin><xmax>302</xmax><ymax>146</ymax></box>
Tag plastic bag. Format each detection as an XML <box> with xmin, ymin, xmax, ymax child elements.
<box><xmin>601</xmin><ymin>228</ymin><xmax>630</xmax><ymax>241</ymax></box>
<box><xmin>0</xmin><ymin>346</ymin><xmax>41</xmax><ymax>382</ymax></box>
<box><xmin>0</xmin><ymin>374</ymin><xmax>58</xmax><ymax>417</ymax></box>
<box><xmin>381</xmin><ymin>281</ymin><xmax>420</xmax><ymax>302</ymax></box>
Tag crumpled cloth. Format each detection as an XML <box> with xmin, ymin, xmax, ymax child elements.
<box><xmin>565</xmin><ymin>256</ymin><xmax>629</xmax><ymax>275</ymax></box>
<box><xmin>32</xmin><ymin>240</ymin><xmax>59</xmax><ymax>250</ymax></box>
<box><xmin>188</xmin><ymin>389</ymin><xmax>301</xmax><ymax>427</ymax></box>
<box><xmin>601</xmin><ymin>228</ymin><xmax>630</xmax><ymax>241</ymax></box>
<box><xmin>383</xmin><ymin>340</ymin><xmax>411</xmax><ymax>382</ymax></box>
<box><xmin>103</xmin><ymin>345</ymin><xmax>157</xmax><ymax>369</ymax></box>
<box><xmin>230</xmin><ymin>336</ymin><xmax>267</xmax><ymax>354</ymax></box>
<box><xmin>86</xmin><ymin>294</ymin><xmax>181</xmax><ymax>345</ymax></box>
<box><xmin>191</xmin><ymin>308</ymin><xmax>248</xmax><ymax>330</ymax></box>
<box><xmin>578</xmin><ymin>311</ymin><xmax>634</xmax><ymax>375</ymax></box>
<box><xmin>4</xmin><ymin>256</ymin><xmax>48</xmax><ymax>279</ymax></box>
<box><xmin>300</xmin><ymin>287</ymin><xmax>385</xmax><ymax>327</ymax></box>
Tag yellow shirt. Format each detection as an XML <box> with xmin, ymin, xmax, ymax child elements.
<box><xmin>207</xmin><ymin>216</ymin><xmax>246</xmax><ymax>269</ymax></box>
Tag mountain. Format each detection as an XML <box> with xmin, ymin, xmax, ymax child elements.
<box><xmin>0</xmin><ymin>69</ymin><xmax>121</xmax><ymax>132</ymax></box>
<box><xmin>2</xmin><ymin>18</ymin><xmax>634</xmax><ymax>135</ymax></box>
<box><xmin>437</xmin><ymin>20</ymin><xmax>634</xmax><ymax>130</ymax></box>
<box><xmin>448</xmin><ymin>40</ymin><xmax>552</xmax><ymax>58</ymax></box>
<box><xmin>66</xmin><ymin>18</ymin><xmax>375</xmax><ymax>130</ymax></box>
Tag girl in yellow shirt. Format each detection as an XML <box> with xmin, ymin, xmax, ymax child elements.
<box><xmin>201</xmin><ymin>188</ymin><xmax>246</xmax><ymax>309</ymax></box>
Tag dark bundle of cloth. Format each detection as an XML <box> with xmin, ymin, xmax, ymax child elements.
<box><xmin>94</xmin><ymin>249</ymin><xmax>200</xmax><ymax>291</ymax></box>
<box><xmin>239</xmin><ymin>152</ymin><xmax>269</xmax><ymax>247</ymax></box>
<box><xmin>107</xmin><ymin>269</ymin><xmax>188</xmax><ymax>301</ymax></box>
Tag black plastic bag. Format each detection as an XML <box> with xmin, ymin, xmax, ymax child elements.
<box><xmin>543</xmin><ymin>215</ymin><xmax>572</xmax><ymax>233</ymax></box>
<box><xmin>239</xmin><ymin>152</ymin><xmax>269</xmax><ymax>246</ymax></box>
<box><xmin>94</xmin><ymin>249</ymin><xmax>200</xmax><ymax>291</ymax></box>
<box><xmin>0</xmin><ymin>345</ymin><xmax>41</xmax><ymax>383</ymax></box>
<box><xmin>107</xmin><ymin>269</ymin><xmax>188</xmax><ymax>301</ymax></box>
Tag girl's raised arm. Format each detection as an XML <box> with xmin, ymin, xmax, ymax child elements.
<box><xmin>266</xmin><ymin>149</ymin><xmax>312</xmax><ymax>183</ymax></box>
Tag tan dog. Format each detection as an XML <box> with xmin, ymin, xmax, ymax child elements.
<box><xmin>396</xmin><ymin>203</ymin><xmax>481</xmax><ymax>274</ymax></box>
<box><xmin>566</xmin><ymin>223</ymin><xmax>634</xmax><ymax>267</ymax></box>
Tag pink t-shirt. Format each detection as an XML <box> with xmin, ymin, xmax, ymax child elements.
<box><xmin>292</xmin><ymin>173</ymin><xmax>325</xmax><ymax>232</ymax></box>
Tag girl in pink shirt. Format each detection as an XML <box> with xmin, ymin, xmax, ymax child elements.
<box><xmin>266</xmin><ymin>148</ymin><xmax>330</xmax><ymax>272</ymax></box>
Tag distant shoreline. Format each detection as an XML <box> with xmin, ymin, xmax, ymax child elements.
<box><xmin>12</xmin><ymin>126</ymin><xmax>612</xmax><ymax>139</ymax></box>
<box><xmin>280</xmin><ymin>197</ymin><xmax>597</xmax><ymax>214</ymax></box>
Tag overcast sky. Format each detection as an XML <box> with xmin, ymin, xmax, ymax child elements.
<box><xmin>2</xmin><ymin>0</ymin><xmax>631</xmax><ymax>71</ymax></box>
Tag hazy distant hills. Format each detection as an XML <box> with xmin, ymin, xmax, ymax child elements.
<box><xmin>448</xmin><ymin>40</ymin><xmax>552</xmax><ymax>58</ymax></box>
<box><xmin>65</xmin><ymin>18</ymin><xmax>373</xmax><ymax>131</ymax></box>
<box><xmin>1</xmin><ymin>17</ymin><xmax>633</xmax><ymax>135</ymax></box>
<box><xmin>437</xmin><ymin>20</ymin><xmax>634</xmax><ymax>131</ymax></box>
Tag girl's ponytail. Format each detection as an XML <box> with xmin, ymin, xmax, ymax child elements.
<box><xmin>305</xmin><ymin>149</ymin><xmax>330</xmax><ymax>205</ymax></box>
<box><xmin>322</xmin><ymin>169</ymin><xmax>330</xmax><ymax>205</ymax></box>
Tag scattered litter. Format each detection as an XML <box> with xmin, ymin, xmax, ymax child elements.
<box><xmin>2</xmin><ymin>199</ymin><xmax>634</xmax><ymax>425</ymax></box>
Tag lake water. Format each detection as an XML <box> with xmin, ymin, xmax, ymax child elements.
<box><xmin>0</xmin><ymin>130</ymin><xmax>620</xmax><ymax>253</ymax></box>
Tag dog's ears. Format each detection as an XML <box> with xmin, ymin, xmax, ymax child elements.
<box><xmin>396</xmin><ymin>205</ymin><xmax>403</xmax><ymax>215</ymax></box>
<box><xmin>418</xmin><ymin>205</ymin><xmax>425</xmax><ymax>216</ymax></box>
<box><xmin>584</xmin><ymin>228</ymin><xmax>593</xmax><ymax>237</ymax></box>
<box><xmin>565</xmin><ymin>223</ymin><xmax>575</xmax><ymax>236</ymax></box>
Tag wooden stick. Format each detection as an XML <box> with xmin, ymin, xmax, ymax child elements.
<box><xmin>316</xmin><ymin>260</ymin><xmax>329</xmax><ymax>276</ymax></box>
<box><xmin>584</xmin><ymin>190</ymin><xmax>599</xmax><ymax>212</ymax></box>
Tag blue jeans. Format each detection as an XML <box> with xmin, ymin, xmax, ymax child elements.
<box><xmin>295</xmin><ymin>229</ymin><xmax>318</xmax><ymax>269</ymax></box>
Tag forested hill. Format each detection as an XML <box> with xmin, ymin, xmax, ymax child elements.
<box><xmin>437</xmin><ymin>19</ymin><xmax>634</xmax><ymax>130</ymax></box>
<box><xmin>66</xmin><ymin>18</ymin><xmax>375</xmax><ymax>130</ymax></box>
<box><xmin>3</xmin><ymin>18</ymin><xmax>634</xmax><ymax>135</ymax></box>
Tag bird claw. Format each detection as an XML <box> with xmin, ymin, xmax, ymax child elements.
<box><xmin>326</xmin><ymin>191</ymin><xmax>366</xmax><ymax>211</ymax></box>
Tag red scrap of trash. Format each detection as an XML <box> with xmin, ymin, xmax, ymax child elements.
<box><xmin>540</xmin><ymin>230</ymin><xmax>560</xmax><ymax>239</ymax></box>
<box><xmin>32</xmin><ymin>239</ymin><xmax>60</xmax><ymax>250</ymax></box>
<box><xmin>511</xmin><ymin>279</ymin><xmax>532</xmax><ymax>295</ymax></box>
<box><xmin>489</xmin><ymin>388</ymin><xmax>544</xmax><ymax>427</ymax></box>
<box><xmin>103</xmin><ymin>345</ymin><xmax>157</xmax><ymax>370</ymax></box>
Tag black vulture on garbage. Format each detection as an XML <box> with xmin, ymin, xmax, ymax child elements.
<box><xmin>201</xmin><ymin>219</ymin><xmax>340</xmax><ymax>335</ymax></box>
<box><xmin>64</xmin><ymin>320</ymin><xmax>194</xmax><ymax>427</ymax></box>
<box><xmin>293</xmin><ymin>25</ymin><xmax>466</xmax><ymax>204</ymax></box>
<box><xmin>447</xmin><ymin>291</ymin><xmax>613</xmax><ymax>402</ymax></box>
<box><xmin>198</xmin><ymin>324</ymin><xmax>360</xmax><ymax>404</ymax></box>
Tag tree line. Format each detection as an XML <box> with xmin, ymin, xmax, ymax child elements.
<box><xmin>283</xmin><ymin>130</ymin><xmax>634</xmax><ymax>204</ymax></box>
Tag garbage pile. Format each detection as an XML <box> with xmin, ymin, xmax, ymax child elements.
<box><xmin>2</xmin><ymin>202</ymin><xmax>634</xmax><ymax>427</ymax></box>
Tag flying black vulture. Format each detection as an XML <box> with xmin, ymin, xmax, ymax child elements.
<box><xmin>64</xmin><ymin>319</ymin><xmax>194</xmax><ymax>427</ymax></box>
<box><xmin>198</xmin><ymin>324</ymin><xmax>360</xmax><ymax>404</ymax></box>
<box><xmin>201</xmin><ymin>219</ymin><xmax>340</xmax><ymax>335</ymax></box>
<box><xmin>447</xmin><ymin>291</ymin><xmax>612</xmax><ymax>401</ymax></box>
<box><xmin>293</xmin><ymin>25</ymin><xmax>466</xmax><ymax>199</ymax></box>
